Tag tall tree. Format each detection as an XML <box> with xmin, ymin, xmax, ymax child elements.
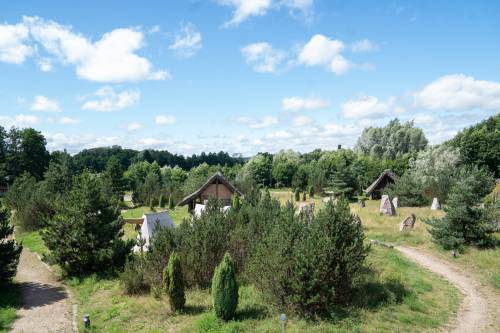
<box><xmin>103</xmin><ymin>156</ymin><xmax>125</xmax><ymax>198</ymax></box>
<box><xmin>19</xmin><ymin>128</ymin><xmax>50</xmax><ymax>180</ymax></box>
<box><xmin>0</xmin><ymin>207</ymin><xmax>23</xmax><ymax>283</ymax></box>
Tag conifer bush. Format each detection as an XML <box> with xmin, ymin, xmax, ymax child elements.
<box><xmin>0</xmin><ymin>207</ymin><xmax>22</xmax><ymax>283</ymax></box>
<box><xmin>308</xmin><ymin>186</ymin><xmax>314</xmax><ymax>198</ymax></box>
<box><xmin>212</xmin><ymin>253</ymin><xmax>239</xmax><ymax>320</ymax></box>
<box><xmin>231</xmin><ymin>194</ymin><xmax>241</xmax><ymax>211</ymax></box>
<box><xmin>168</xmin><ymin>194</ymin><xmax>175</xmax><ymax>210</ymax></box>
<box><xmin>302</xmin><ymin>191</ymin><xmax>306</xmax><ymax>201</ymax></box>
<box><xmin>163</xmin><ymin>252</ymin><xmax>185</xmax><ymax>312</ymax></box>
<box><xmin>294</xmin><ymin>188</ymin><xmax>300</xmax><ymax>201</ymax></box>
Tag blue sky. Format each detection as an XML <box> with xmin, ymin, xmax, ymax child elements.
<box><xmin>1</xmin><ymin>0</ymin><xmax>499</xmax><ymax>155</ymax></box>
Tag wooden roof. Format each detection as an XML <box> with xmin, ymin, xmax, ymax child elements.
<box><xmin>364</xmin><ymin>169</ymin><xmax>398</xmax><ymax>195</ymax></box>
<box><xmin>177</xmin><ymin>172</ymin><xmax>243</xmax><ymax>206</ymax></box>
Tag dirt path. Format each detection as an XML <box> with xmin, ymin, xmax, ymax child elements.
<box><xmin>10</xmin><ymin>249</ymin><xmax>74</xmax><ymax>333</ymax></box>
<box><xmin>396</xmin><ymin>246</ymin><xmax>499</xmax><ymax>333</ymax></box>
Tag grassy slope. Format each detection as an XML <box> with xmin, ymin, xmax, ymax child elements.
<box><xmin>0</xmin><ymin>283</ymin><xmax>20</xmax><ymax>333</ymax></box>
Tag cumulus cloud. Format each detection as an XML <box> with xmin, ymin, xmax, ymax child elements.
<box><xmin>127</xmin><ymin>122</ymin><xmax>143</xmax><ymax>132</ymax></box>
<box><xmin>292</xmin><ymin>115</ymin><xmax>312</xmax><ymax>127</ymax></box>
<box><xmin>413</xmin><ymin>74</ymin><xmax>500</xmax><ymax>111</ymax></box>
<box><xmin>266</xmin><ymin>130</ymin><xmax>292</xmax><ymax>139</ymax></box>
<box><xmin>59</xmin><ymin>116</ymin><xmax>80</xmax><ymax>124</ymax></box>
<box><xmin>169</xmin><ymin>23</ymin><xmax>202</xmax><ymax>58</ymax></box>
<box><xmin>282</xmin><ymin>96</ymin><xmax>329</xmax><ymax>111</ymax></box>
<box><xmin>30</xmin><ymin>95</ymin><xmax>62</xmax><ymax>112</ymax></box>
<box><xmin>350</xmin><ymin>39</ymin><xmax>378</xmax><ymax>53</ymax></box>
<box><xmin>1</xmin><ymin>114</ymin><xmax>40</xmax><ymax>127</ymax></box>
<box><xmin>1</xmin><ymin>16</ymin><xmax>169</xmax><ymax>82</ymax></box>
<box><xmin>241</xmin><ymin>42</ymin><xmax>286</xmax><ymax>73</ymax></box>
<box><xmin>0</xmin><ymin>22</ymin><xmax>33</xmax><ymax>64</ymax></box>
<box><xmin>341</xmin><ymin>95</ymin><xmax>403</xmax><ymax>119</ymax></box>
<box><xmin>237</xmin><ymin>115</ymin><xmax>279</xmax><ymax>128</ymax></box>
<box><xmin>297</xmin><ymin>34</ymin><xmax>351</xmax><ymax>75</ymax></box>
<box><xmin>81</xmin><ymin>86</ymin><xmax>140</xmax><ymax>112</ymax></box>
<box><xmin>155</xmin><ymin>115</ymin><xmax>176</xmax><ymax>125</ymax></box>
<box><xmin>37</xmin><ymin>58</ymin><xmax>53</xmax><ymax>72</ymax></box>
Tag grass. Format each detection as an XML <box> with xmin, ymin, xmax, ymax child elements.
<box><xmin>15</xmin><ymin>229</ymin><xmax>49</xmax><ymax>256</ymax></box>
<box><xmin>0</xmin><ymin>283</ymin><xmax>20</xmax><ymax>333</ymax></box>
<box><xmin>69</xmin><ymin>245</ymin><xmax>460</xmax><ymax>332</ymax></box>
<box><xmin>121</xmin><ymin>205</ymin><xmax>190</xmax><ymax>226</ymax></box>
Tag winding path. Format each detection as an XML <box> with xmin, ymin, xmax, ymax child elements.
<box><xmin>396</xmin><ymin>246</ymin><xmax>499</xmax><ymax>333</ymax></box>
<box><xmin>10</xmin><ymin>249</ymin><xmax>74</xmax><ymax>333</ymax></box>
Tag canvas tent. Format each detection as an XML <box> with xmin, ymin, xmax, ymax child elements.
<box><xmin>193</xmin><ymin>203</ymin><xmax>231</xmax><ymax>218</ymax></box>
<box><xmin>365</xmin><ymin>169</ymin><xmax>398</xmax><ymax>200</ymax></box>
<box><xmin>178</xmin><ymin>172</ymin><xmax>243</xmax><ymax>212</ymax></box>
<box><xmin>133</xmin><ymin>211</ymin><xmax>175</xmax><ymax>252</ymax></box>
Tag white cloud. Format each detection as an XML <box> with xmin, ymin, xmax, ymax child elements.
<box><xmin>81</xmin><ymin>86</ymin><xmax>140</xmax><ymax>112</ymax></box>
<box><xmin>292</xmin><ymin>115</ymin><xmax>312</xmax><ymax>127</ymax></box>
<box><xmin>241</xmin><ymin>42</ymin><xmax>286</xmax><ymax>73</ymax></box>
<box><xmin>341</xmin><ymin>95</ymin><xmax>403</xmax><ymax>119</ymax></box>
<box><xmin>237</xmin><ymin>116</ymin><xmax>279</xmax><ymax>128</ymax></box>
<box><xmin>30</xmin><ymin>95</ymin><xmax>62</xmax><ymax>112</ymax></box>
<box><xmin>169</xmin><ymin>23</ymin><xmax>202</xmax><ymax>58</ymax></box>
<box><xmin>217</xmin><ymin>0</ymin><xmax>314</xmax><ymax>27</ymax></box>
<box><xmin>59</xmin><ymin>116</ymin><xmax>80</xmax><ymax>124</ymax></box>
<box><xmin>266</xmin><ymin>130</ymin><xmax>292</xmax><ymax>139</ymax></box>
<box><xmin>351</xmin><ymin>39</ymin><xmax>378</xmax><ymax>53</ymax></box>
<box><xmin>0</xmin><ymin>22</ymin><xmax>33</xmax><ymax>64</ymax></box>
<box><xmin>127</xmin><ymin>122</ymin><xmax>143</xmax><ymax>132</ymax></box>
<box><xmin>413</xmin><ymin>74</ymin><xmax>500</xmax><ymax>111</ymax></box>
<box><xmin>282</xmin><ymin>96</ymin><xmax>329</xmax><ymax>111</ymax></box>
<box><xmin>298</xmin><ymin>34</ymin><xmax>351</xmax><ymax>75</ymax></box>
<box><xmin>38</xmin><ymin>58</ymin><xmax>53</xmax><ymax>71</ymax></box>
<box><xmin>155</xmin><ymin>115</ymin><xmax>176</xmax><ymax>125</ymax></box>
<box><xmin>149</xmin><ymin>25</ymin><xmax>160</xmax><ymax>33</ymax></box>
<box><xmin>23</xmin><ymin>16</ymin><xmax>169</xmax><ymax>82</ymax></box>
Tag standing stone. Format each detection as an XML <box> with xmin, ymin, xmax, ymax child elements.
<box><xmin>399</xmin><ymin>214</ymin><xmax>416</xmax><ymax>231</ymax></box>
<box><xmin>392</xmin><ymin>197</ymin><xmax>399</xmax><ymax>208</ymax></box>
<box><xmin>299</xmin><ymin>202</ymin><xmax>315</xmax><ymax>223</ymax></box>
<box><xmin>380</xmin><ymin>195</ymin><xmax>396</xmax><ymax>216</ymax></box>
<box><xmin>431</xmin><ymin>197</ymin><xmax>441</xmax><ymax>210</ymax></box>
<box><xmin>358</xmin><ymin>199</ymin><xmax>366</xmax><ymax>208</ymax></box>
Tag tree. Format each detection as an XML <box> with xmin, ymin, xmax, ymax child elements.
<box><xmin>231</xmin><ymin>194</ymin><xmax>241</xmax><ymax>211</ymax></box>
<box><xmin>159</xmin><ymin>194</ymin><xmax>166</xmax><ymax>208</ymax></box>
<box><xmin>294</xmin><ymin>188</ymin><xmax>300</xmax><ymax>202</ymax></box>
<box><xmin>328</xmin><ymin>171</ymin><xmax>353</xmax><ymax>198</ymax></box>
<box><xmin>42</xmin><ymin>171</ymin><xmax>133</xmax><ymax>276</ymax></box>
<box><xmin>425</xmin><ymin>167</ymin><xmax>496</xmax><ymax>249</ymax></box>
<box><xmin>19</xmin><ymin>128</ymin><xmax>50</xmax><ymax>180</ymax></box>
<box><xmin>0</xmin><ymin>207</ymin><xmax>22</xmax><ymax>283</ymax></box>
<box><xmin>302</xmin><ymin>191</ymin><xmax>306</xmax><ymax>201</ymax></box>
<box><xmin>272</xmin><ymin>150</ymin><xmax>299</xmax><ymax>187</ymax></box>
<box><xmin>308</xmin><ymin>186</ymin><xmax>315</xmax><ymax>198</ymax></box>
<box><xmin>385</xmin><ymin>172</ymin><xmax>427</xmax><ymax>207</ymax></box>
<box><xmin>354</xmin><ymin>119</ymin><xmax>428</xmax><ymax>159</ymax></box>
<box><xmin>163</xmin><ymin>252</ymin><xmax>185</xmax><ymax>312</ymax></box>
<box><xmin>168</xmin><ymin>194</ymin><xmax>175</xmax><ymax>210</ymax></box>
<box><xmin>103</xmin><ymin>156</ymin><xmax>125</xmax><ymax>199</ymax></box>
<box><xmin>212</xmin><ymin>253</ymin><xmax>238</xmax><ymax>320</ymax></box>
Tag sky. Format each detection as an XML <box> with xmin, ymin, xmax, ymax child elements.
<box><xmin>1</xmin><ymin>0</ymin><xmax>500</xmax><ymax>156</ymax></box>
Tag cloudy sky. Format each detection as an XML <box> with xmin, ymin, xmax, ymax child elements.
<box><xmin>1</xmin><ymin>1</ymin><xmax>499</xmax><ymax>155</ymax></box>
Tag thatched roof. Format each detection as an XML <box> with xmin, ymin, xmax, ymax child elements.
<box><xmin>364</xmin><ymin>169</ymin><xmax>398</xmax><ymax>195</ymax></box>
<box><xmin>177</xmin><ymin>172</ymin><xmax>243</xmax><ymax>206</ymax></box>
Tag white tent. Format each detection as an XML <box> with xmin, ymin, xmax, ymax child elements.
<box><xmin>193</xmin><ymin>204</ymin><xmax>231</xmax><ymax>218</ymax></box>
<box><xmin>133</xmin><ymin>211</ymin><xmax>175</xmax><ymax>252</ymax></box>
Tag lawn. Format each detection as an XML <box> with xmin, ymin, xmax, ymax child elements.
<box><xmin>121</xmin><ymin>205</ymin><xmax>190</xmax><ymax>225</ymax></box>
<box><xmin>0</xmin><ymin>283</ymin><xmax>19</xmax><ymax>333</ymax></box>
<box><xmin>69</xmin><ymin>245</ymin><xmax>460</xmax><ymax>333</ymax></box>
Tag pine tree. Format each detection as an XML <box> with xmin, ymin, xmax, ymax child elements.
<box><xmin>231</xmin><ymin>194</ymin><xmax>241</xmax><ymax>211</ymax></box>
<box><xmin>104</xmin><ymin>156</ymin><xmax>125</xmax><ymax>199</ymax></box>
<box><xmin>328</xmin><ymin>171</ymin><xmax>353</xmax><ymax>198</ymax></box>
<box><xmin>159</xmin><ymin>194</ymin><xmax>166</xmax><ymax>208</ymax></box>
<box><xmin>168</xmin><ymin>194</ymin><xmax>175</xmax><ymax>210</ymax></box>
<box><xmin>212</xmin><ymin>253</ymin><xmax>239</xmax><ymax>320</ymax></box>
<box><xmin>42</xmin><ymin>171</ymin><xmax>133</xmax><ymax>276</ymax></box>
<box><xmin>294</xmin><ymin>188</ymin><xmax>300</xmax><ymax>202</ymax></box>
<box><xmin>163</xmin><ymin>252</ymin><xmax>185</xmax><ymax>312</ymax></box>
<box><xmin>302</xmin><ymin>191</ymin><xmax>306</xmax><ymax>201</ymax></box>
<box><xmin>308</xmin><ymin>186</ymin><xmax>314</xmax><ymax>198</ymax></box>
<box><xmin>0</xmin><ymin>207</ymin><xmax>22</xmax><ymax>283</ymax></box>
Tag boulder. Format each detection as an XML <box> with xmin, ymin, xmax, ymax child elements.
<box><xmin>431</xmin><ymin>197</ymin><xmax>441</xmax><ymax>210</ymax></box>
<box><xmin>379</xmin><ymin>195</ymin><xmax>396</xmax><ymax>216</ymax></box>
<box><xmin>399</xmin><ymin>214</ymin><xmax>416</xmax><ymax>231</ymax></box>
<box><xmin>392</xmin><ymin>197</ymin><xmax>399</xmax><ymax>208</ymax></box>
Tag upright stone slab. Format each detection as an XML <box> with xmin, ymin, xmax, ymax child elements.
<box><xmin>399</xmin><ymin>214</ymin><xmax>416</xmax><ymax>231</ymax></box>
<box><xmin>358</xmin><ymin>199</ymin><xmax>366</xmax><ymax>208</ymax></box>
<box><xmin>380</xmin><ymin>195</ymin><xmax>396</xmax><ymax>216</ymax></box>
<box><xmin>431</xmin><ymin>197</ymin><xmax>441</xmax><ymax>210</ymax></box>
<box><xmin>392</xmin><ymin>197</ymin><xmax>399</xmax><ymax>208</ymax></box>
<box><xmin>299</xmin><ymin>202</ymin><xmax>315</xmax><ymax>223</ymax></box>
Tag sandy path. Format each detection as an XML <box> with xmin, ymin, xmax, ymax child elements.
<box><xmin>10</xmin><ymin>249</ymin><xmax>74</xmax><ymax>333</ymax></box>
<box><xmin>396</xmin><ymin>246</ymin><xmax>499</xmax><ymax>333</ymax></box>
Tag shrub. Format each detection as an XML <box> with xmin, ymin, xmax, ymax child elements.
<box><xmin>212</xmin><ymin>253</ymin><xmax>239</xmax><ymax>320</ymax></box>
<box><xmin>294</xmin><ymin>188</ymin><xmax>300</xmax><ymax>202</ymax></box>
<box><xmin>0</xmin><ymin>207</ymin><xmax>22</xmax><ymax>283</ymax></box>
<box><xmin>302</xmin><ymin>192</ymin><xmax>306</xmax><ymax>201</ymax></box>
<box><xmin>163</xmin><ymin>252</ymin><xmax>185</xmax><ymax>312</ymax></box>
<box><xmin>42</xmin><ymin>171</ymin><xmax>133</xmax><ymax>276</ymax></box>
<box><xmin>159</xmin><ymin>194</ymin><xmax>166</xmax><ymax>208</ymax></box>
<box><xmin>145</xmin><ymin>225</ymin><xmax>177</xmax><ymax>291</ymax></box>
<box><xmin>425</xmin><ymin>167</ymin><xmax>496</xmax><ymax>249</ymax></box>
<box><xmin>120</xmin><ymin>257</ymin><xmax>149</xmax><ymax>295</ymax></box>
<box><xmin>168</xmin><ymin>194</ymin><xmax>175</xmax><ymax>210</ymax></box>
<box><xmin>231</xmin><ymin>194</ymin><xmax>241</xmax><ymax>211</ymax></box>
<box><xmin>385</xmin><ymin>172</ymin><xmax>427</xmax><ymax>206</ymax></box>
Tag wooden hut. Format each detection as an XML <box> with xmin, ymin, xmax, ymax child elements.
<box><xmin>177</xmin><ymin>172</ymin><xmax>243</xmax><ymax>211</ymax></box>
<box><xmin>364</xmin><ymin>169</ymin><xmax>397</xmax><ymax>200</ymax></box>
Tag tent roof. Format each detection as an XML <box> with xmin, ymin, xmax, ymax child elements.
<box><xmin>364</xmin><ymin>169</ymin><xmax>398</xmax><ymax>195</ymax></box>
<box><xmin>177</xmin><ymin>171</ymin><xmax>243</xmax><ymax>206</ymax></box>
<box><xmin>133</xmin><ymin>211</ymin><xmax>174</xmax><ymax>252</ymax></box>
